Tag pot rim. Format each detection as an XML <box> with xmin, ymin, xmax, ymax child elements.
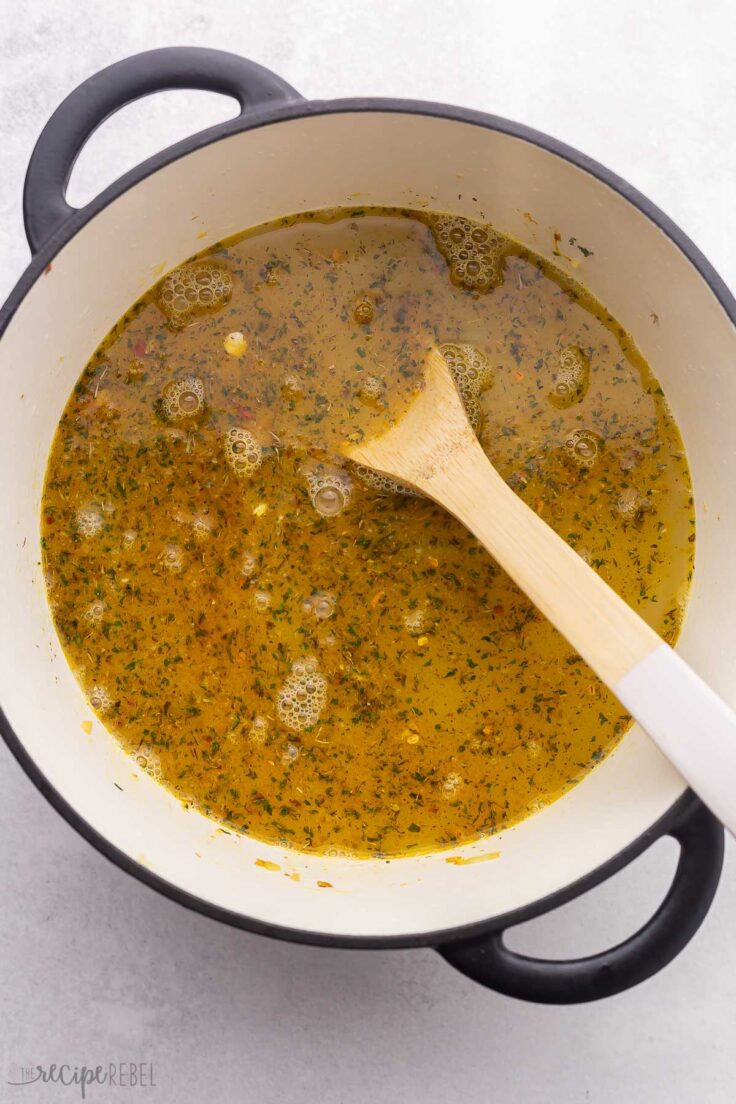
<box><xmin>1</xmin><ymin>93</ymin><xmax>732</xmax><ymax>949</ymax></box>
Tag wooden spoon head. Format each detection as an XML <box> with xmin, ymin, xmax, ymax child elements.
<box><xmin>343</xmin><ymin>346</ymin><xmax>478</xmax><ymax>492</ymax></box>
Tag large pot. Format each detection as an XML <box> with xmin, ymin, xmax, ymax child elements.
<box><xmin>0</xmin><ymin>47</ymin><xmax>729</xmax><ymax>1005</ymax></box>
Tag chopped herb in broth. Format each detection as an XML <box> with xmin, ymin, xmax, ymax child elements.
<box><xmin>41</xmin><ymin>208</ymin><xmax>694</xmax><ymax>857</ymax></box>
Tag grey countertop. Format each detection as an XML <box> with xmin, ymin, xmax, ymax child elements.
<box><xmin>1</xmin><ymin>1</ymin><xmax>735</xmax><ymax>1100</ymax></box>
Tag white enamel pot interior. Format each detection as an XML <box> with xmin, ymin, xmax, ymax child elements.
<box><xmin>1</xmin><ymin>105</ymin><xmax>734</xmax><ymax>943</ymax></box>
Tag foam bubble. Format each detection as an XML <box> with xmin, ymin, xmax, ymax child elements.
<box><xmin>122</xmin><ymin>529</ymin><xmax>137</xmax><ymax>548</ymax></box>
<box><xmin>254</xmin><ymin>590</ymin><xmax>272</xmax><ymax>611</ymax></box>
<box><xmin>162</xmin><ymin>376</ymin><xmax>205</xmax><ymax>421</ymax></box>
<box><xmin>427</xmin><ymin>216</ymin><xmax>509</xmax><ymax>291</ymax></box>
<box><xmin>159</xmin><ymin>262</ymin><xmax>232</xmax><ymax>328</ymax></box>
<box><xmin>351</xmin><ymin>462</ymin><xmax>420</xmax><ymax>498</ymax></box>
<box><xmin>353</xmin><ymin>297</ymin><xmax>375</xmax><ymax>324</ymax></box>
<box><xmin>249</xmin><ymin>714</ymin><xmax>269</xmax><ymax>743</ymax></box>
<box><xmin>675</xmin><ymin>583</ymin><xmax>689</xmax><ymax>625</ymax></box>
<box><xmin>140</xmin><ymin>750</ymin><xmax>163</xmax><ymax>782</ymax></box>
<box><xmin>241</xmin><ymin>552</ymin><xmax>258</xmax><ymax>578</ymax></box>
<box><xmin>549</xmin><ymin>345</ymin><xmax>590</xmax><ymax>409</ymax></box>
<box><xmin>403</xmin><ymin>608</ymin><xmax>426</xmax><ymax>636</ymax></box>
<box><xmin>303</xmin><ymin>462</ymin><xmax>353</xmax><ymax>517</ymax></box>
<box><xmin>283</xmin><ymin>742</ymin><xmax>300</xmax><ymax>764</ymax></box>
<box><xmin>324</xmin><ymin>846</ymin><xmax>350</xmax><ymax>859</ymax></box>
<box><xmin>161</xmin><ymin>544</ymin><xmax>183</xmax><ymax>571</ymax></box>
<box><xmin>303</xmin><ymin>591</ymin><xmax>336</xmax><ymax>620</ymax></box>
<box><xmin>277</xmin><ymin>656</ymin><xmax>328</xmax><ymax>732</ymax></box>
<box><xmin>564</xmin><ymin>429</ymin><xmax>601</xmax><ymax>470</ymax></box>
<box><xmin>83</xmin><ymin>600</ymin><xmax>106</xmax><ymax>625</ymax></box>
<box><xmin>441</xmin><ymin>771</ymin><xmax>463</xmax><ymax>798</ymax></box>
<box><xmin>75</xmin><ymin>505</ymin><xmax>103</xmax><ymax>538</ymax></box>
<box><xmin>89</xmin><ymin>685</ymin><xmax>112</xmax><ymax>712</ymax></box>
<box><xmin>619</xmin><ymin>447</ymin><xmax>644</xmax><ymax>473</ymax></box>
<box><xmin>282</xmin><ymin>375</ymin><xmax>303</xmax><ymax>398</ymax></box>
<box><xmin>616</xmin><ymin>487</ymin><xmax>653</xmax><ymax>522</ymax></box>
<box><xmin>191</xmin><ymin>513</ymin><xmax>213</xmax><ymax>541</ymax></box>
<box><xmin>439</xmin><ymin>343</ymin><xmax>494</xmax><ymax>430</ymax></box>
<box><xmin>223</xmin><ymin>427</ymin><xmax>264</xmax><ymax>478</ymax></box>
<box><xmin>357</xmin><ymin>374</ymin><xmax>386</xmax><ymax>408</ymax></box>
<box><xmin>295</xmin><ymin>656</ymin><xmax>319</xmax><ymax>676</ymax></box>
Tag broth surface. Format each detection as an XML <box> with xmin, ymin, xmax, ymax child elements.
<box><xmin>41</xmin><ymin>208</ymin><xmax>694</xmax><ymax>856</ymax></box>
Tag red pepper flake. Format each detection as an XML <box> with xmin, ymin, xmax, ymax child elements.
<box><xmin>233</xmin><ymin>403</ymin><xmax>255</xmax><ymax>422</ymax></box>
<box><xmin>45</xmin><ymin>515</ymin><xmax>54</xmax><ymax>524</ymax></box>
<box><xmin>43</xmin><ymin>262</ymin><xmax>53</xmax><ymax>275</ymax></box>
<box><xmin>132</xmin><ymin>339</ymin><xmax>147</xmax><ymax>358</ymax></box>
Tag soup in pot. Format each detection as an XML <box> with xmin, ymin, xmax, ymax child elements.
<box><xmin>41</xmin><ymin>208</ymin><xmax>694</xmax><ymax>857</ymax></box>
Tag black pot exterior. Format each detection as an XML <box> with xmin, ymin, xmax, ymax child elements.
<box><xmin>1</xmin><ymin>47</ymin><xmax>727</xmax><ymax>1003</ymax></box>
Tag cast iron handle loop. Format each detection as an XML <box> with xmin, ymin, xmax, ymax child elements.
<box><xmin>23</xmin><ymin>46</ymin><xmax>302</xmax><ymax>253</ymax></box>
<box><xmin>438</xmin><ymin>795</ymin><xmax>723</xmax><ymax>1003</ymax></box>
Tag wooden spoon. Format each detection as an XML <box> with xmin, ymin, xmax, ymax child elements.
<box><xmin>345</xmin><ymin>347</ymin><xmax>736</xmax><ymax>835</ymax></box>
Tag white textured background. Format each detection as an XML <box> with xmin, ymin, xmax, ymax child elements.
<box><xmin>1</xmin><ymin>1</ymin><xmax>735</xmax><ymax>1101</ymax></box>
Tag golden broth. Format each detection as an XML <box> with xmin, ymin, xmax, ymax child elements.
<box><xmin>41</xmin><ymin>208</ymin><xmax>694</xmax><ymax>857</ymax></box>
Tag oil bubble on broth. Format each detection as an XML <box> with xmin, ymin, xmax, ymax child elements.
<box><xmin>161</xmin><ymin>376</ymin><xmax>205</xmax><ymax>421</ymax></box>
<box><xmin>564</xmin><ymin>428</ymin><xmax>602</xmax><ymax>470</ymax></box>
<box><xmin>549</xmin><ymin>345</ymin><xmax>591</xmax><ymax>409</ymax></box>
<box><xmin>223</xmin><ymin>427</ymin><xmax>265</xmax><ymax>478</ymax></box>
<box><xmin>351</xmin><ymin>461</ymin><xmax>420</xmax><ymax>498</ymax></box>
<box><xmin>158</xmin><ymin>261</ymin><xmax>232</xmax><ymax>328</ymax></box>
<box><xmin>277</xmin><ymin>657</ymin><xmax>328</xmax><ymax>732</ymax></box>
<box><xmin>303</xmin><ymin>461</ymin><xmax>354</xmax><ymax>518</ymax></box>
<box><xmin>423</xmin><ymin>214</ymin><xmax>510</xmax><ymax>291</ymax></box>
<box><xmin>439</xmin><ymin>342</ymin><xmax>494</xmax><ymax>431</ymax></box>
<box><xmin>41</xmin><ymin>205</ymin><xmax>695</xmax><ymax>858</ymax></box>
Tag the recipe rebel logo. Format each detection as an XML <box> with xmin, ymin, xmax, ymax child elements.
<box><xmin>6</xmin><ymin>1061</ymin><xmax>156</xmax><ymax>1098</ymax></box>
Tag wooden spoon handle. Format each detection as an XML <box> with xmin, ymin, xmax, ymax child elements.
<box><xmin>347</xmin><ymin>347</ymin><xmax>736</xmax><ymax>833</ymax></box>
<box><xmin>425</xmin><ymin>435</ymin><xmax>736</xmax><ymax>835</ymax></box>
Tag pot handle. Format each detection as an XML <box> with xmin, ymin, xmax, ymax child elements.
<box><xmin>437</xmin><ymin>794</ymin><xmax>723</xmax><ymax>1004</ymax></box>
<box><xmin>23</xmin><ymin>46</ymin><xmax>302</xmax><ymax>253</ymax></box>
